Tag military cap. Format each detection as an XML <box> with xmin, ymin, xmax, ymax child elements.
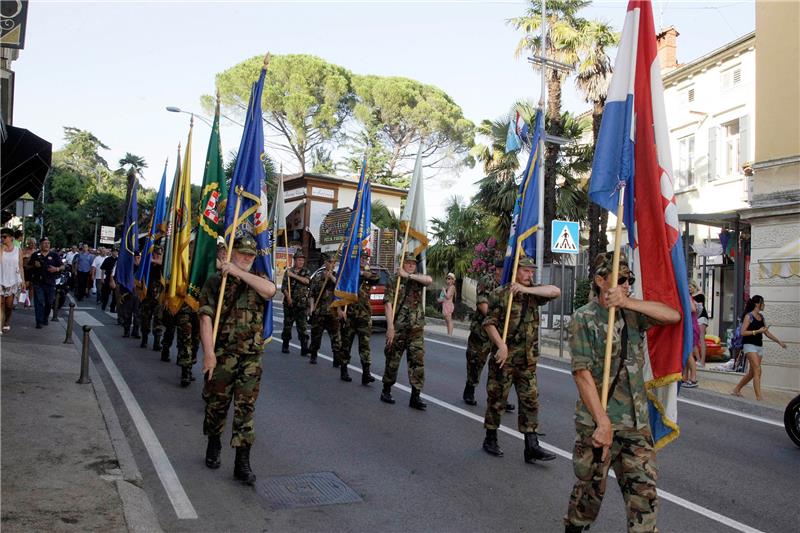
<box><xmin>518</xmin><ymin>255</ymin><xmax>537</xmax><ymax>268</ymax></box>
<box><xmin>233</xmin><ymin>234</ymin><xmax>258</xmax><ymax>255</ymax></box>
<box><xmin>493</xmin><ymin>258</ymin><xmax>505</xmax><ymax>269</ymax></box>
<box><xmin>594</xmin><ymin>253</ymin><xmax>630</xmax><ymax>277</ymax></box>
<box><xmin>293</xmin><ymin>249</ymin><xmax>305</xmax><ymax>259</ymax></box>
<box><xmin>323</xmin><ymin>252</ymin><xmax>338</xmax><ymax>263</ymax></box>
<box><xmin>402</xmin><ymin>252</ymin><xmax>417</xmax><ymax>263</ymax></box>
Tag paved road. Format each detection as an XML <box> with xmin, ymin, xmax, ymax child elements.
<box><xmin>80</xmin><ymin>303</ymin><xmax>798</xmax><ymax>533</ymax></box>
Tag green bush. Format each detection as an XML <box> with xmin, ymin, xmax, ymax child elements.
<box><xmin>574</xmin><ymin>278</ymin><xmax>592</xmax><ymax>310</ymax></box>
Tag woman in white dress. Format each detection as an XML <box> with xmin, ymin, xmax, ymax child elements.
<box><xmin>0</xmin><ymin>228</ymin><xmax>25</xmax><ymax>332</ymax></box>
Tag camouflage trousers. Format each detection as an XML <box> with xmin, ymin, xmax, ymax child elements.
<box><xmin>465</xmin><ymin>330</ymin><xmax>492</xmax><ymax>386</ymax></box>
<box><xmin>139</xmin><ymin>297</ymin><xmax>163</xmax><ymax>336</ymax></box>
<box><xmin>117</xmin><ymin>290</ymin><xmax>139</xmax><ymax>331</ymax></box>
<box><xmin>565</xmin><ymin>426</ymin><xmax>659</xmax><ymax>533</ymax></box>
<box><xmin>341</xmin><ymin>313</ymin><xmax>371</xmax><ymax>366</ymax></box>
<box><xmin>310</xmin><ymin>311</ymin><xmax>341</xmax><ymax>359</ymax></box>
<box><xmin>483</xmin><ymin>351</ymin><xmax>538</xmax><ymax>432</ymax></box>
<box><xmin>281</xmin><ymin>303</ymin><xmax>309</xmax><ymax>348</ymax></box>
<box><xmin>176</xmin><ymin>307</ymin><xmax>199</xmax><ymax>368</ymax></box>
<box><xmin>161</xmin><ymin>309</ymin><xmax>175</xmax><ymax>355</ymax></box>
<box><xmin>382</xmin><ymin>323</ymin><xmax>425</xmax><ymax>390</ymax></box>
<box><xmin>202</xmin><ymin>351</ymin><xmax>263</xmax><ymax>448</ymax></box>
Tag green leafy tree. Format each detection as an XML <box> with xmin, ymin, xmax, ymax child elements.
<box><xmin>371</xmin><ymin>200</ymin><xmax>400</xmax><ymax>231</ymax></box>
<box><xmin>509</xmin><ymin>0</ymin><xmax>591</xmax><ymax>263</ymax></box>
<box><xmin>352</xmin><ymin>75</ymin><xmax>475</xmax><ymax>179</ymax></box>
<box><xmin>224</xmin><ymin>150</ymin><xmax>278</xmax><ymax>209</ymax></box>
<box><xmin>210</xmin><ymin>54</ymin><xmax>354</xmax><ymax>173</ymax></box>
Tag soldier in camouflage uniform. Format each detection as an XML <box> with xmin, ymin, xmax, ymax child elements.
<box><xmin>481</xmin><ymin>255</ymin><xmax>560</xmax><ymax>463</ymax></box>
<box><xmin>309</xmin><ymin>253</ymin><xmax>340</xmax><ymax>367</ymax></box>
<box><xmin>139</xmin><ymin>246</ymin><xmax>164</xmax><ymax>351</ymax></box>
<box><xmin>337</xmin><ymin>249</ymin><xmax>379</xmax><ymax>384</ymax></box>
<box><xmin>118</xmin><ymin>252</ymin><xmax>141</xmax><ymax>339</ymax></box>
<box><xmin>177</xmin><ymin>303</ymin><xmax>200</xmax><ymax>387</ymax></box>
<box><xmin>463</xmin><ymin>259</ymin><xmax>515</xmax><ymax>413</ymax></box>
<box><xmin>380</xmin><ymin>252</ymin><xmax>432</xmax><ymax>409</ymax></box>
<box><xmin>281</xmin><ymin>250</ymin><xmax>311</xmax><ymax>356</ymax></box>
<box><xmin>563</xmin><ymin>254</ymin><xmax>680</xmax><ymax>533</ymax></box>
<box><xmin>200</xmin><ymin>234</ymin><xmax>276</xmax><ymax>485</ymax></box>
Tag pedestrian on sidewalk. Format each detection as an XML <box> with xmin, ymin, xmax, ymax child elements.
<box><xmin>732</xmin><ymin>295</ymin><xmax>787</xmax><ymax>401</ymax></box>
<box><xmin>563</xmin><ymin>253</ymin><xmax>681</xmax><ymax>533</ymax></box>
<box><xmin>480</xmin><ymin>255</ymin><xmax>559</xmax><ymax>463</ymax></box>
<box><xmin>438</xmin><ymin>272</ymin><xmax>456</xmax><ymax>336</ymax></box>
<box><xmin>74</xmin><ymin>244</ymin><xmax>94</xmax><ymax>301</ymax></box>
<box><xmin>0</xmin><ymin>228</ymin><xmax>25</xmax><ymax>332</ymax></box>
<box><xmin>694</xmin><ymin>292</ymin><xmax>709</xmax><ymax>367</ymax></box>
<box><xmin>200</xmin><ymin>234</ymin><xmax>276</xmax><ymax>485</ymax></box>
<box><xmin>29</xmin><ymin>237</ymin><xmax>64</xmax><ymax>328</ymax></box>
<box><xmin>381</xmin><ymin>252</ymin><xmax>432</xmax><ymax>409</ymax></box>
<box><xmin>91</xmin><ymin>247</ymin><xmax>107</xmax><ymax>304</ymax></box>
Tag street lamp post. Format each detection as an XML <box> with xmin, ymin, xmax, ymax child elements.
<box><xmin>165</xmin><ymin>106</ymin><xmax>243</xmax><ymax>127</ymax></box>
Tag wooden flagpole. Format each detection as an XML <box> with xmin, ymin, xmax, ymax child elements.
<box><xmin>211</xmin><ymin>186</ymin><xmax>243</xmax><ymax>345</ymax></box>
<box><xmin>600</xmin><ymin>187</ymin><xmax>626</xmax><ymax>409</ymax></box>
<box><xmin>500</xmin><ymin>243</ymin><xmax>524</xmax><ymax>342</ymax></box>
<box><xmin>314</xmin><ymin>240</ymin><xmax>344</xmax><ymax>310</ymax></box>
<box><xmin>391</xmin><ymin>222</ymin><xmax>412</xmax><ymax>317</ymax></box>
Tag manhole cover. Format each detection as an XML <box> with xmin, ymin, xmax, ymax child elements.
<box><xmin>256</xmin><ymin>471</ymin><xmax>362</xmax><ymax>509</ymax></box>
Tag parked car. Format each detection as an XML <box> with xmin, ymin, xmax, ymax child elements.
<box><xmin>369</xmin><ymin>266</ymin><xmax>390</xmax><ymax>328</ymax></box>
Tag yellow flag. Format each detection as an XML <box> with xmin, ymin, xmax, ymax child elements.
<box><xmin>165</xmin><ymin>121</ymin><xmax>193</xmax><ymax>314</ymax></box>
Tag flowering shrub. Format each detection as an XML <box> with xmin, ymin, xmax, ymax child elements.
<box><xmin>468</xmin><ymin>237</ymin><xmax>500</xmax><ymax>277</ymax></box>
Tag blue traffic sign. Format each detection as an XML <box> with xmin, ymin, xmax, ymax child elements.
<box><xmin>551</xmin><ymin>220</ymin><xmax>579</xmax><ymax>254</ymax></box>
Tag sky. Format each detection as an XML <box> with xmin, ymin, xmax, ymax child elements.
<box><xmin>14</xmin><ymin>0</ymin><xmax>755</xmax><ymax>222</ymax></box>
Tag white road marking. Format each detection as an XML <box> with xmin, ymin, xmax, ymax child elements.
<box><xmin>87</xmin><ymin>331</ymin><xmax>198</xmax><ymax>519</ymax></box>
<box><xmin>72</xmin><ymin>311</ymin><xmax>105</xmax><ymax>327</ymax></box>
<box><xmin>293</xmin><ymin>341</ymin><xmax>766</xmax><ymax>533</ymax></box>
<box><xmin>424</xmin><ymin>337</ymin><xmax>784</xmax><ymax>428</ymax></box>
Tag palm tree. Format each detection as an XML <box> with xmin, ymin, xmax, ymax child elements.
<box><xmin>427</xmin><ymin>197</ymin><xmax>494</xmax><ymax>285</ymax></box>
<box><xmin>509</xmin><ymin>0</ymin><xmax>590</xmax><ymax>263</ymax></box>
<box><xmin>118</xmin><ymin>152</ymin><xmax>148</xmax><ymax>178</ymax></box>
<box><xmin>574</xmin><ymin>20</ymin><xmax>620</xmax><ymax>270</ymax></box>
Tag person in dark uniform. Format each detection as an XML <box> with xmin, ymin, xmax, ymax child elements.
<box><xmin>280</xmin><ymin>250</ymin><xmax>311</xmax><ymax>355</ymax></box>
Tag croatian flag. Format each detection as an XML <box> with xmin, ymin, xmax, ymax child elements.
<box><xmin>588</xmin><ymin>0</ymin><xmax>693</xmax><ymax>449</ymax></box>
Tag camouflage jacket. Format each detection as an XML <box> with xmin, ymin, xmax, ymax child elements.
<box><xmin>470</xmin><ymin>273</ymin><xmax>498</xmax><ymax>338</ymax></box>
<box><xmin>568</xmin><ymin>300</ymin><xmax>652</xmax><ymax>431</ymax></box>
<box><xmin>347</xmin><ymin>268</ymin><xmax>379</xmax><ymax>318</ymax></box>
<box><xmin>310</xmin><ymin>269</ymin><xmax>337</xmax><ymax>317</ymax></box>
<box><xmin>199</xmin><ymin>272</ymin><xmax>267</xmax><ymax>355</ymax></box>
<box><xmin>385</xmin><ymin>273</ymin><xmax>425</xmax><ymax>327</ymax></box>
<box><xmin>281</xmin><ymin>266</ymin><xmax>311</xmax><ymax>307</ymax></box>
<box><xmin>145</xmin><ymin>263</ymin><xmax>164</xmax><ymax>301</ymax></box>
<box><xmin>483</xmin><ymin>284</ymin><xmax>552</xmax><ymax>362</ymax></box>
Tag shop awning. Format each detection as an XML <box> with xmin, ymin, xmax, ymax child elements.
<box><xmin>1</xmin><ymin>126</ymin><xmax>52</xmax><ymax>210</ymax></box>
<box><xmin>758</xmin><ymin>239</ymin><xmax>800</xmax><ymax>279</ymax></box>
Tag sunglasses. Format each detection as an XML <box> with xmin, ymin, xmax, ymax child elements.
<box><xmin>617</xmin><ymin>276</ymin><xmax>636</xmax><ymax>286</ymax></box>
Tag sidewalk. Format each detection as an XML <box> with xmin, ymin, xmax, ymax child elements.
<box><xmin>425</xmin><ymin>316</ymin><xmax>795</xmax><ymax>411</ymax></box>
<box><xmin>1</xmin><ymin>305</ymin><xmax>160</xmax><ymax>532</ymax></box>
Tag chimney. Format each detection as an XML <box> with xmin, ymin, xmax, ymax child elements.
<box><xmin>656</xmin><ymin>26</ymin><xmax>680</xmax><ymax>72</ymax></box>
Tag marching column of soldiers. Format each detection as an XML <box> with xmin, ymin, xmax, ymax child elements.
<box><xmin>111</xmin><ymin>237</ymin><xmax>678</xmax><ymax>531</ymax></box>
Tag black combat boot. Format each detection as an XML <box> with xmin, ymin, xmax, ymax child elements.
<box><xmin>180</xmin><ymin>367</ymin><xmax>192</xmax><ymax>387</ymax></box>
<box><xmin>205</xmin><ymin>435</ymin><xmax>221</xmax><ymax>469</ymax></box>
<box><xmin>152</xmin><ymin>333</ymin><xmax>162</xmax><ymax>352</ymax></box>
<box><xmin>483</xmin><ymin>428</ymin><xmax>503</xmax><ymax>457</ymax></box>
<box><xmin>281</xmin><ymin>339</ymin><xmax>290</xmax><ymax>354</ymax></box>
<box><xmin>233</xmin><ymin>445</ymin><xmax>256</xmax><ymax>485</ymax></box>
<box><xmin>309</xmin><ymin>351</ymin><xmax>318</xmax><ymax>364</ymax></box>
<box><xmin>160</xmin><ymin>347</ymin><xmax>170</xmax><ymax>362</ymax></box>
<box><xmin>340</xmin><ymin>365</ymin><xmax>352</xmax><ymax>382</ymax></box>
<box><xmin>463</xmin><ymin>383</ymin><xmax>477</xmax><ymax>406</ymax></box>
<box><xmin>506</xmin><ymin>403</ymin><xmax>516</xmax><ymax>412</ymax></box>
<box><xmin>409</xmin><ymin>387</ymin><xmax>427</xmax><ymax>410</ymax></box>
<box><xmin>564</xmin><ymin>524</ymin><xmax>584</xmax><ymax>533</ymax></box>
<box><xmin>122</xmin><ymin>326</ymin><xmax>130</xmax><ymax>338</ymax></box>
<box><xmin>130</xmin><ymin>324</ymin><xmax>140</xmax><ymax>339</ymax></box>
<box><xmin>300</xmin><ymin>342</ymin><xmax>309</xmax><ymax>357</ymax></box>
<box><xmin>380</xmin><ymin>383</ymin><xmax>395</xmax><ymax>404</ymax></box>
<box><xmin>361</xmin><ymin>364</ymin><xmax>375</xmax><ymax>385</ymax></box>
<box><xmin>140</xmin><ymin>332</ymin><xmax>148</xmax><ymax>348</ymax></box>
<box><xmin>332</xmin><ymin>355</ymin><xmax>340</xmax><ymax>368</ymax></box>
<box><xmin>524</xmin><ymin>433</ymin><xmax>556</xmax><ymax>463</ymax></box>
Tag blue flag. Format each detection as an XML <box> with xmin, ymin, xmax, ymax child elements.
<box><xmin>502</xmin><ymin>108</ymin><xmax>544</xmax><ymax>285</ymax></box>
<box><xmin>135</xmin><ymin>161</ymin><xmax>168</xmax><ymax>298</ymax></box>
<box><xmin>224</xmin><ymin>61</ymin><xmax>274</xmax><ymax>340</ymax></box>
<box><xmin>116</xmin><ymin>177</ymin><xmax>138</xmax><ymax>294</ymax></box>
<box><xmin>332</xmin><ymin>161</ymin><xmax>369</xmax><ymax>308</ymax></box>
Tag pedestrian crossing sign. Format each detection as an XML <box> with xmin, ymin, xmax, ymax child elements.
<box><xmin>551</xmin><ymin>220</ymin><xmax>579</xmax><ymax>254</ymax></box>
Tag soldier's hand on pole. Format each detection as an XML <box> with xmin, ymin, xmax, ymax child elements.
<box><xmin>203</xmin><ymin>351</ymin><xmax>216</xmax><ymax>382</ymax></box>
<box><xmin>494</xmin><ymin>343</ymin><xmax>509</xmax><ymax>368</ymax></box>
<box><xmin>510</xmin><ymin>282</ymin><xmax>525</xmax><ymax>296</ymax></box>
<box><xmin>285</xmin><ymin>295</ymin><xmax>293</xmax><ymax>307</ymax></box>
<box><xmin>398</xmin><ymin>268</ymin><xmax>409</xmax><ymax>279</ymax></box>
<box><xmin>591</xmin><ymin>417</ymin><xmax>612</xmax><ymax>462</ymax></box>
<box><xmin>605</xmin><ymin>286</ymin><xmax>629</xmax><ymax>309</ymax></box>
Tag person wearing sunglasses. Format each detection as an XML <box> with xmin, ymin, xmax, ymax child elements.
<box><xmin>0</xmin><ymin>228</ymin><xmax>25</xmax><ymax>332</ymax></box>
<box><xmin>564</xmin><ymin>253</ymin><xmax>680</xmax><ymax>533</ymax></box>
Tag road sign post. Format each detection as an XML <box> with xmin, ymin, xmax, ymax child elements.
<box><xmin>551</xmin><ymin>220</ymin><xmax>579</xmax><ymax>359</ymax></box>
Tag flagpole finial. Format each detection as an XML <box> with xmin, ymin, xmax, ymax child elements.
<box><xmin>189</xmin><ymin>114</ymin><xmax>194</xmax><ymax>127</ymax></box>
<box><xmin>164</xmin><ymin>157</ymin><xmax>169</xmax><ymax>169</ymax></box>
<box><xmin>263</xmin><ymin>52</ymin><xmax>271</xmax><ymax>70</ymax></box>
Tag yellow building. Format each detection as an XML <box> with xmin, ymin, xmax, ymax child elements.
<box><xmin>740</xmin><ymin>1</ymin><xmax>800</xmax><ymax>392</ymax></box>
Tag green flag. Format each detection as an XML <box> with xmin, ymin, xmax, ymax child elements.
<box><xmin>186</xmin><ymin>98</ymin><xmax>227</xmax><ymax>310</ymax></box>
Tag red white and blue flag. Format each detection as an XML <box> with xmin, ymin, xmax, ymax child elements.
<box><xmin>589</xmin><ymin>0</ymin><xmax>693</xmax><ymax>449</ymax></box>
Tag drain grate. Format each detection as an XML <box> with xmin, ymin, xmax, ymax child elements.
<box><xmin>256</xmin><ymin>471</ymin><xmax>363</xmax><ymax>509</ymax></box>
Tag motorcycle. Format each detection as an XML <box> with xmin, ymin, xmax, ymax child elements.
<box><xmin>55</xmin><ymin>269</ymin><xmax>72</xmax><ymax>310</ymax></box>
<box><xmin>785</xmin><ymin>393</ymin><xmax>800</xmax><ymax>448</ymax></box>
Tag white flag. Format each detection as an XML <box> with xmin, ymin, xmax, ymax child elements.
<box><xmin>400</xmin><ymin>150</ymin><xmax>429</xmax><ymax>259</ymax></box>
